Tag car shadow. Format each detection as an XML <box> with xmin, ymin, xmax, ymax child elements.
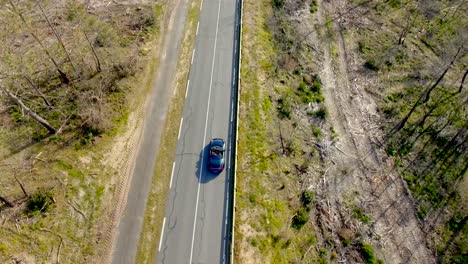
<box><xmin>195</xmin><ymin>144</ymin><xmax>220</xmax><ymax>184</ymax></box>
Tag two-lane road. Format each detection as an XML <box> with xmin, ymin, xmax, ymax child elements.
<box><xmin>157</xmin><ymin>0</ymin><xmax>238</xmax><ymax>263</ymax></box>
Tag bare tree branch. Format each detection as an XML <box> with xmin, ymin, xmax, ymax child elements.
<box><xmin>14</xmin><ymin>174</ymin><xmax>29</xmax><ymax>198</ymax></box>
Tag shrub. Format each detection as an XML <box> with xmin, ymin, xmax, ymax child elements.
<box><xmin>315</xmin><ymin>107</ymin><xmax>328</xmax><ymax>119</ymax></box>
<box><xmin>301</xmin><ymin>190</ymin><xmax>315</xmax><ymax>209</ymax></box>
<box><xmin>353</xmin><ymin>207</ymin><xmax>372</xmax><ymax>223</ymax></box>
<box><xmin>359</xmin><ymin>242</ymin><xmax>384</xmax><ymax>264</ymax></box>
<box><xmin>310</xmin><ymin>0</ymin><xmax>318</xmax><ymax>13</ymax></box>
<box><xmin>358</xmin><ymin>41</ymin><xmax>372</xmax><ymax>54</ymax></box>
<box><xmin>272</xmin><ymin>0</ymin><xmax>284</xmax><ymax>8</ymax></box>
<box><xmin>297</xmin><ymin>78</ymin><xmax>323</xmax><ymax>103</ymax></box>
<box><xmin>0</xmin><ymin>243</ymin><xmax>7</xmax><ymax>253</ymax></box>
<box><xmin>277</xmin><ymin>97</ymin><xmax>292</xmax><ymax>119</ymax></box>
<box><xmin>27</xmin><ymin>190</ymin><xmax>54</xmax><ymax>216</ymax></box>
<box><xmin>311</xmin><ymin>75</ymin><xmax>322</xmax><ymax>93</ymax></box>
<box><xmin>308</xmin><ymin>235</ymin><xmax>316</xmax><ymax>244</ymax></box>
<box><xmin>319</xmin><ymin>247</ymin><xmax>328</xmax><ymax>256</ymax></box>
<box><xmin>364</xmin><ymin>59</ymin><xmax>379</xmax><ymax>71</ymax></box>
<box><xmin>291</xmin><ymin>209</ymin><xmax>309</xmax><ymax>230</ymax></box>
<box><xmin>387</xmin><ymin>0</ymin><xmax>401</xmax><ymax>8</ymax></box>
<box><xmin>250</xmin><ymin>239</ymin><xmax>258</xmax><ymax>247</ymax></box>
<box><xmin>313</xmin><ymin>127</ymin><xmax>322</xmax><ymax>138</ymax></box>
<box><xmin>360</xmin><ymin>242</ymin><xmax>376</xmax><ymax>264</ymax></box>
<box><xmin>249</xmin><ymin>193</ymin><xmax>257</xmax><ymax>203</ymax></box>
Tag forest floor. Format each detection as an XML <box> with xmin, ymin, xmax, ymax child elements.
<box><xmin>310</xmin><ymin>0</ymin><xmax>433</xmax><ymax>262</ymax></box>
<box><xmin>0</xmin><ymin>1</ymin><xmax>168</xmax><ymax>263</ymax></box>
<box><xmin>235</xmin><ymin>0</ymin><xmax>437</xmax><ymax>263</ymax></box>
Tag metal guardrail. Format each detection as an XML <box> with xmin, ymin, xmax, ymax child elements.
<box><xmin>229</xmin><ymin>0</ymin><xmax>243</xmax><ymax>263</ymax></box>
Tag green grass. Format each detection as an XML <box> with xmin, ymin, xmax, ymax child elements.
<box><xmin>234</xmin><ymin>0</ymin><xmax>332</xmax><ymax>262</ymax></box>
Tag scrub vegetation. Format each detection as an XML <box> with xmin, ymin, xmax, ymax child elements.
<box><xmin>0</xmin><ymin>0</ymin><xmax>167</xmax><ymax>262</ymax></box>
<box><xmin>236</xmin><ymin>0</ymin><xmax>466</xmax><ymax>263</ymax></box>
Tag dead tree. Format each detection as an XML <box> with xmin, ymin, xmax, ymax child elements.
<box><xmin>459</xmin><ymin>69</ymin><xmax>467</xmax><ymax>93</ymax></box>
<box><xmin>423</xmin><ymin>45</ymin><xmax>464</xmax><ymax>103</ymax></box>
<box><xmin>1</xmin><ymin>86</ymin><xmax>57</xmax><ymax>134</ymax></box>
<box><xmin>37</xmin><ymin>2</ymin><xmax>77</xmax><ymax>75</ymax></box>
<box><xmin>278</xmin><ymin>121</ymin><xmax>286</xmax><ymax>154</ymax></box>
<box><xmin>391</xmin><ymin>46</ymin><xmax>465</xmax><ymax>134</ymax></box>
<box><xmin>83</xmin><ymin>29</ymin><xmax>102</xmax><ymax>73</ymax></box>
<box><xmin>8</xmin><ymin>1</ymin><xmax>70</xmax><ymax>84</ymax></box>
<box><xmin>398</xmin><ymin>9</ymin><xmax>420</xmax><ymax>46</ymax></box>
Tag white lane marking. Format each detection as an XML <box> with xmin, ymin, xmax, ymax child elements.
<box><xmin>178</xmin><ymin>118</ymin><xmax>184</xmax><ymax>140</ymax></box>
<box><xmin>200</xmin><ymin>0</ymin><xmax>203</xmax><ymax>11</ymax></box>
<box><xmin>169</xmin><ymin>162</ymin><xmax>176</xmax><ymax>189</ymax></box>
<box><xmin>191</xmin><ymin>48</ymin><xmax>195</xmax><ymax>65</ymax></box>
<box><xmin>185</xmin><ymin>79</ymin><xmax>190</xmax><ymax>98</ymax></box>
<box><xmin>196</xmin><ymin>22</ymin><xmax>200</xmax><ymax>35</ymax></box>
<box><xmin>158</xmin><ymin>217</ymin><xmax>166</xmax><ymax>252</ymax></box>
<box><xmin>189</xmin><ymin>0</ymin><xmax>222</xmax><ymax>262</ymax></box>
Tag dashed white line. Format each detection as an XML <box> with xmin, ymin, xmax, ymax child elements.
<box><xmin>169</xmin><ymin>162</ymin><xmax>175</xmax><ymax>189</ymax></box>
<box><xmin>178</xmin><ymin>118</ymin><xmax>184</xmax><ymax>140</ymax></box>
<box><xmin>189</xmin><ymin>0</ymin><xmax>222</xmax><ymax>262</ymax></box>
<box><xmin>196</xmin><ymin>22</ymin><xmax>200</xmax><ymax>35</ymax></box>
<box><xmin>158</xmin><ymin>217</ymin><xmax>166</xmax><ymax>252</ymax></box>
<box><xmin>200</xmin><ymin>0</ymin><xmax>203</xmax><ymax>11</ymax></box>
<box><xmin>191</xmin><ymin>48</ymin><xmax>195</xmax><ymax>65</ymax></box>
<box><xmin>185</xmin><ymin>80</ymin><xmax>190</xmax><ymax>98</ymax></box>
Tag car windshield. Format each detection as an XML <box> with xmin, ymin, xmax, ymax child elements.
<box><xmin>211</xmin><ymin>145</ymin><xmax>224</xmax><ymax>154</ymax></box>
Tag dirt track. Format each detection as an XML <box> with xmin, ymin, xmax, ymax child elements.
<box><xmin>304</xmin><ymin>0</ymin><xmax>436</xmax><ymax>262</ymax></box>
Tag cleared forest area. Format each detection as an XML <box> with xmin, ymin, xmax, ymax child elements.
<box><xmin>235</xmin><ymin>0</ymin><xmax>466</xmax><ymax>263</ymax></box>
<box><xmin>0</xmin><ymin>0</ymin><xmax>165</xmax><ymax>262</ymax></box>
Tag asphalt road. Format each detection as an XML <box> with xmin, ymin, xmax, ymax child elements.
<box><xmin>110</xmin><ymin>0</ymin><xmax>190</xmax><ymax>263</ymax></box>
<box><xmin>157</xmin><ymin>0</ymin><xmax>238</xmax><ymax>263</ymax></box>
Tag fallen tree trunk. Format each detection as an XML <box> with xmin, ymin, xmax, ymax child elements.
<box><xmin>1</xmin><ymin>87</ymin><xmax>57</xmax><ymax>134</ymax></box>
<box><xmin>0</xmin><ymin>195</ymin><xmax>15</xmax><ymax>207</ymax></box>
